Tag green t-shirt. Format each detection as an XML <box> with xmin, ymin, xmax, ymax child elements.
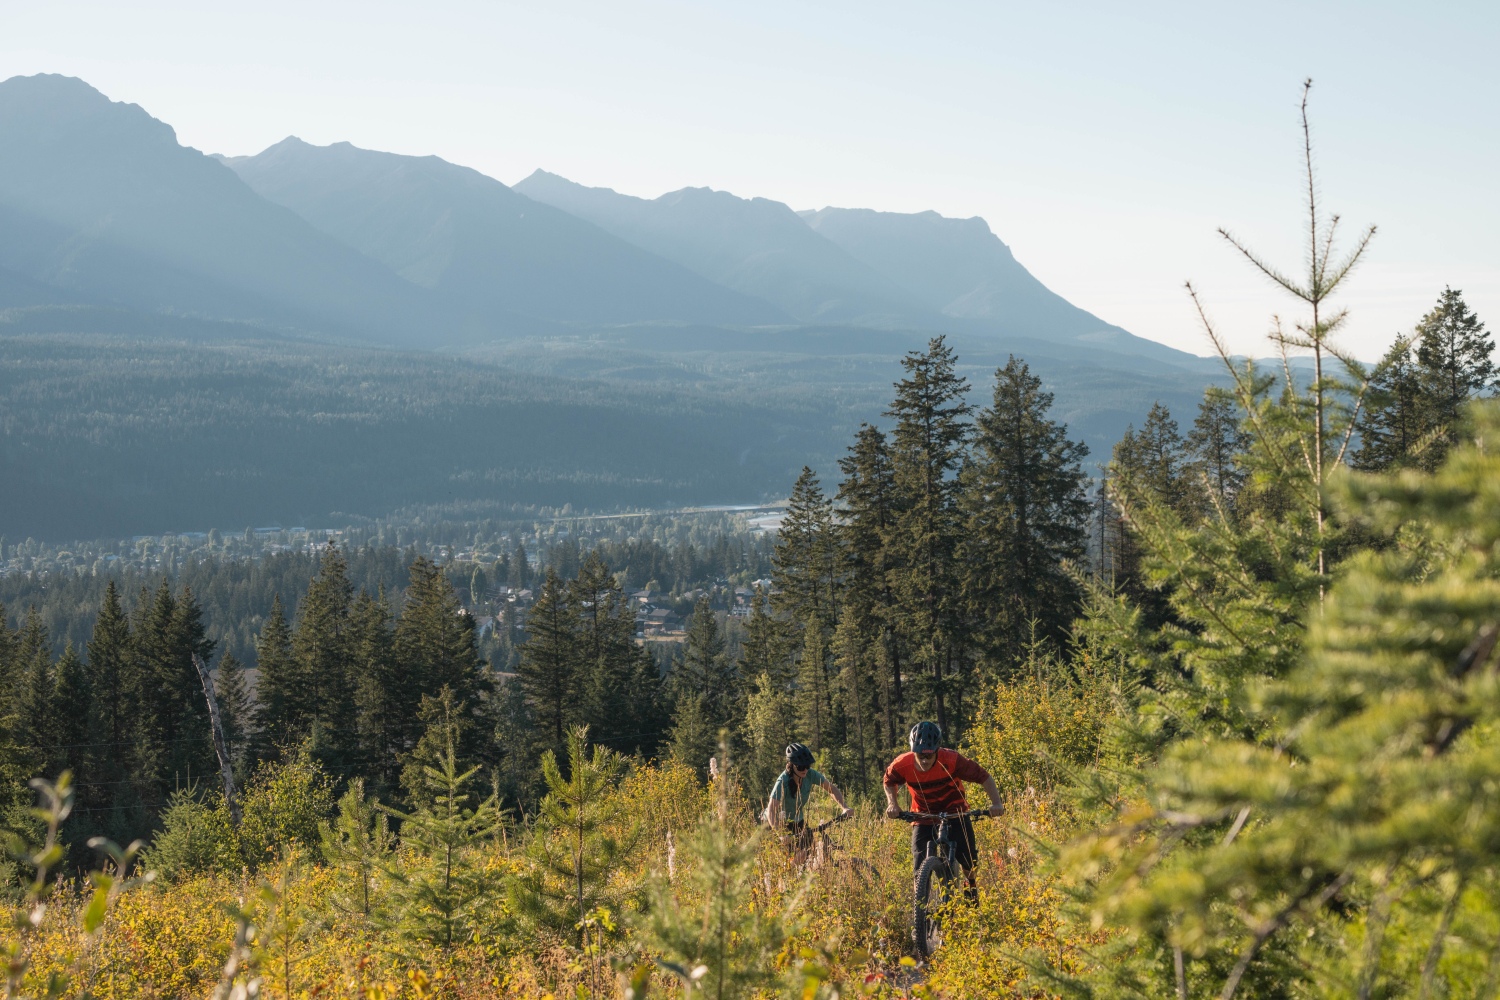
<box><xmin>770</xmin><ymin>768</ymin><xmax>825</xmax><ymax>824</ymax></box>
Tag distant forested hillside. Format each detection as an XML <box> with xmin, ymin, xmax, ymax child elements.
<box><xmin>0</xmin><ymin>321</ymin><xmax>1221</xmax><ymax>541</ymax></box>
<box><xmin>0</xmin><ymin>332</ymin><xmax>847</xmax><ymax>539</ymax></box>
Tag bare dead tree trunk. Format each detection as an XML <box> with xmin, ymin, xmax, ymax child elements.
<box><xmin>192</xmin><ymin>653</ymin><xmax>240</xmax><ymax>826</ymax></box>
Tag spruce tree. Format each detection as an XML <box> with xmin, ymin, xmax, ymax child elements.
<box><xmin>50</xmin><ymin>643</ymin><xmax>90</xmax><ymax>786</ymax></box>
<box><xmin>214</xmin><ymin>652</ymin><xmax>253</xmax><ymax>775</ymax></box>
<box><xmin>737</xmin><ymin>587</ymin><xmax>791</xmax><ymax>692</ymax></box>
<box><xmin>253</xmin><ymin>594</ymin><xmax>300</xmax><ymax>753</ymax></box>
<box><xmin>393</xmin><ymin>560</ymin><xmax>480</xmax><ymax>707</ymax></box>
<box><xmin>160</xmin><ymin>585</ymin><xmax>217</xmax><ymax>792</ymax></box>
<box><xmin>961</xmin><ymin>355</ymin><xmax>1091</xmax><ymax>668</ymax></box>
<box><xmin>793</xmin><ymin>614</ymin><xmax>831</xmax><ymax>750</ymax></box>
<box><xmin>1052</xmin><ymin>403</ymin><xmax>1500</xmax><ymax>998</ymax></box>
<box><xmin>571</xmin><ymin>553</ymin><xmax>647</xmax><ymax>749</ymax></box>
<box><xmin>15</xmin><ymin>608</ymin><xmax>53</xmax><ymax>767</ymax></box>
<box><xmin>1415</xmin><ymin>286</ymin><xmax>1494</xmax><ymax>431</ymax></box>
<box><xmin>399</xmin><ymin>687</ymin><xmax>475</xmax><ymax>810</ymax></box>
<box><xmin>771</xmin><ymin>467</ymin><xmax>838</xmax><ymax>630</ymax></box>
<box><xmin>291</xmin><ymin>543</ymin><xmax>357</xmax><ymax>768</ymax></box>
<box><xmin>667</xmin><ymin>693</ymin><xmax>717</xmax><ymax>778</ymax></box>
<box><xmin>0</xmin><ymin>606</ymin><xmax>30</xmax><ymax>824</ymax></box>
<box><xmin>85</xmin><ymin>583</ymin><xmax>137</xmax><ymax>834</ymax></box>
<box><xmin>1187</xmin><ymin>386</ymin><xmax>1250</xmax><ymax>513</ymax></box>
<box><xmin>350</xmin><ymin>588</ymin><xmax>403</xmax><ymax>795</ymax></box>
<box><xmin>1352</xmin><ymin>337</ymin><xmax>1429</xmax><ymax>471</ymax></box>
<box><xmin>510</xmin><ymin>539</ymin><xmax>531</xmax><ymax>590</ymax></box>
<box><xmin>379</xmin><ymin>698</ymin><xmax>503</xmax><ymax>951</ymax></box>
<box><xmin>87</xmin><ymin>581</ymin><xmax>131</xmax><ymax>768</ymax></box>
<box><xmin>319</xmin><ymin>777</ymin><xmax>393</xmax><ymax>918</ymax></box>
<box><xmin>674</xmin><ymin>597</ymin><xmax>736</xmax><ymax>734</ymax></box>
<box><xmin>637</xmin><ymin>753</ymin><xmax>792</xmax><ymax>1000</ymax></box>
<box><xmin>508</xmin><ymin>726</ymin><xmax>639</xmax><ymax>943</ymax></box>
<box><xmin>392</xmin><ymin>557</ymin><xmax>486</xmax><ymax>710</ymax></box>
<box><xmin>516</xmin><ymin>569</ymin><xmax>578</xmax><ymax>752</ymax></box>
<box><xmin>0</xmin><ymin>603</ymin><xmax>16</xmax><ymax>695</ymax></box>
<box><xmin>831</xmin><ymin>605</ymin><xmax>878</xmax><ymax>790</ymax></box>
<box><xmin>1035</xmin><ymin>82</ymin><xmax>1381</xmax><ymax>997</ymax></box>
<box><xmin>884</xmin><ymin>335</ymin><xmax>971</xmax><ymax>731</ymax></box>
<box><xmin>1108</xmin><ymin>403</ymin><xmax>1201</xmax><ymax>628</ymax></box>
<box><xmin>836</xmin><ymin>423</ymin><xmax>905</xmax><ymax>733</ymax></box>
<box><xmin>1113</xmin><ymin>402</ymin><xmax>1202</xmax><ymax>519</ymax></box>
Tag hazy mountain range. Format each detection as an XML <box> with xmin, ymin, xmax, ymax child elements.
<box><xmin>0</xmin><ymin>73</ymin><xmax>1190</xmax><ymax>363</ymax></box>
<box><xmin>0</xmin><ymin>73</ymin><xmax>1222</xmax><ymax>540</ymax></box>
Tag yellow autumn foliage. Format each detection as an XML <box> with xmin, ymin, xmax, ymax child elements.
<box><xmin>4</xmin><ymin>756</ymin><xmax>1098</xmax><ymax>999</ymax></box>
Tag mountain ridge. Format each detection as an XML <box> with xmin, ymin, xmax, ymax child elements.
<box><xmin>514</xmin><ymin>169</ymin><xmax>929</xmax><ymax>325</ymax></box>
<box><xmin>0</xmin><ymin>74</ymin><xmax>470</xmax><ymax>345</ymax></box>
<box><xmin>0</xmin><ymin>72</ymin><xmax>1201</xmax><ymax>368</ymax></box>
<box><xmin>222</xmin><ymin>138</ymin><xmax>787</xmax><ymax>328</ymax></box>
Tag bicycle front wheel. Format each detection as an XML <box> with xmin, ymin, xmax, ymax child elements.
<box><xmin>913</xmin><ymin>855</ymin><xmax>954</xmax><ymax>958</ymax></box>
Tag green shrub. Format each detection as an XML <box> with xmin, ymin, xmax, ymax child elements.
<box><xmin>142</xmin><ymin>788</ymin><xmax>239</xmax><ymax>880</ymax></box>
<box><xmin>238</xmin><ymin>746</ymin><xmax>335</xmax><ymax>869</ymax></box>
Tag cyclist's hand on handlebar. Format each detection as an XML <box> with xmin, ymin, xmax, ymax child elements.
<box><xmin>840</xmin><ymin>807</ymin><xmax>853</xmax><ymax>819</ymax></box>
<box><xmin>885</xmin><ymin>805</ymin><xmax>903</xmax><ymax>820</ymax></box>
<box><xmin>988</xmin><ymin>804</ymin><xmax>1004</xmax><ymax>818</ymax></box>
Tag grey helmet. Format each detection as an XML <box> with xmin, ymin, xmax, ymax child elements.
<box><xmin>908</xmin><ymin>720</ymin><xmax>942</xmax><ymax>754</ymax></box>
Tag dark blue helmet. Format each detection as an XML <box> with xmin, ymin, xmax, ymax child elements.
<box><xmin>908</xmin><ymin>721</ymin><xmax>942</xmax><ymax>754</ymax></box>
<box><xmin>785</xmin><ymin>743</ymin><xmax>815</xmax><ymax>768</ymax></box>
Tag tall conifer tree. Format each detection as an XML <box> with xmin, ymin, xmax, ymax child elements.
<box><xmin>772</xmin><ymin>468</ymin><xmax>838</xmax><ymax>631</ymax></box>
<box><xmin>1187</xmin><ymin>387</ymin><xmax>1250</xmax><ymax>512</ymax></box>
<box><xmin>961</xmin><ymin>355</ymin><xmax>1091</xmax><ymax>668</ymax></box>
<box><xmin>675</xmin><ymin>597</ymin><xmax>735</xmax><ymax>731</ymax></box>
<box><xmin>393</xmin><ymin>558</ymin><xmax>485</xmax><ymax>709</ymax></box>
<box><xmin>1353</xmin><ymin>337</ymin><xmax>1428</xmax><ymax>471</ymax></box>
<box><xmin>836</xmin><ymin>423</ymin><xmax>905</xmax><ymax>731</ymax></box>
<box><xmin>16</xmin><ymin>609</ymin><xmax>53</xmax><ymax>774</ymax></box>
<box><xmin>50</xmin><ymin>643</ymin><xmax>91</xmax><ymax>810</ymax></box>
<box><xmin>214</xmin><ymin>652</ymin><xmax>253</xmax><ymax>774</ymax></box>
<box><xmin>161</xmin><ymin>587</ymin><xmax>217</xmax><ymax>797</ymax></box>
<box><xmin>516</xmin><ymin>569</ymin><xmax>578</xmax><ymax>752</ymax></box>
<box><xmin>571</xmin><ymin>553</ymin><xmax>649</xmax><ymax>749</ymax></box>
<box><xmin>350</xmin><ymin>587</ymin><xmax>403</xmax><ymax>794</ymax></box>
<box><xmin>87</xmin><ymin>582</ymin><xmax>131</xmax><ymax>769</ymax></box>
<box><xmin>793</xmin><ymin>614</ymin><xmax>831</xmax><ymax>750</ymax></box>
<box><xmin>293</xmin><ymin>543</ymin><xmax>358</xmax><ymax>767</ymax></box>
<box><xmin>1415</xmin><ymin>286</ymin><xmax>1494</xmax><ymax>431</ymax></box>
<box><xmin>884</xmin><ymin>335</ymin><xmax>971</xmax><ymax>730</ymax></box>
<box><xmin>254</xmin><ymin>594</ymin><xmax>300</xmax><ymax>753</ymax></box>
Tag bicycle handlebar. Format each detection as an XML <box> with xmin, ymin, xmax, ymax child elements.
<box><xmin>809</xmin><ymin>811</ymin><xmax>853</xmax><ymax>832</ymax></box>
<box><xmin>893</xmin><ymin>807</ymin><xmax>995</xmax><ymax>822</ymax></box>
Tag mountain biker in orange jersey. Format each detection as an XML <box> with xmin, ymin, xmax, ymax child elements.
<box><xmin>883</xmin><ymin>721</ymin><xmax>1003</xmax><ymax>887</ymax></box>
<box><xmin>765</xmin><ymin>742</ymin><xmax>851</xmax><ymax>860</ymax></box>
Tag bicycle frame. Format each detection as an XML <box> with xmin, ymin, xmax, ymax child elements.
<box><xmin>784</xmin><ymin>810</ymin><xmax>851</xmax><ymax>867</ymax></box>
<box><xmin>899</xmin><ymin>807</ymin><xmax>990</xmax><ymax>868</ymax></box>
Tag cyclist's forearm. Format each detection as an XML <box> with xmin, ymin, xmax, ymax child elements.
<box><xmin>823</xmin><ymin>780</ymin><xmax>849</xmax><ymax>810</ymax></box>
<box><xmin>981</xmin><ymin>776</ymin><xmax>1003</xmax><ymax>811</ymax></box>
<box><xmin>766</xmin><ymin>798</ymin><xmax>783</xmax><ymax>827</ymax></box>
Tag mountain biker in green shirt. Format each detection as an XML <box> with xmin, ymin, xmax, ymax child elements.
<box><xmin>764</xmin><ymin>743</ymin><xmax>851</xmax><ymax>861</ymax></box>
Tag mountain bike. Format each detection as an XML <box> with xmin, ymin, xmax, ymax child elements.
<box><xmin>897</xmin><ymin>808</ymin><xmax>992</xmax><ymax>958</ymax></box>
<box><xmin>785</xmin><ymin>810</ymin><xmax>852</xmax><ymax>867</ymax></box>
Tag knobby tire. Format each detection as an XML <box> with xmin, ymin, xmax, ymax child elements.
<box><xmin>913</xmin><ymin>854</ymin><xmax>953</xmax><ymax>958</ymax></box>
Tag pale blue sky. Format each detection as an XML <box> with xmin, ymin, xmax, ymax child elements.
<box><xmin>4</xmin><ymin>0</ymin><xmax>1496</xmax><ymax>359</ymax></box>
